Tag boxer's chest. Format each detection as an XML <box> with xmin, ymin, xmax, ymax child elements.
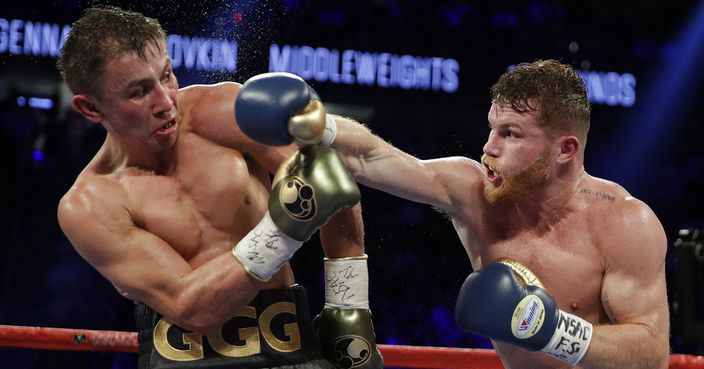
<box><xmin>486</xmin><ymin>236</ymin><xmax>603</xmax><ymax>316</ymax></box>
<box><xmin>124</xmin><ymin>136</ymin><xmax>270</xmax><ymax>265</ymax></box>
<box><xmin>459</xmin><ymin>211</ymin><xmax>607</xmax><ymax>319</ymax></box>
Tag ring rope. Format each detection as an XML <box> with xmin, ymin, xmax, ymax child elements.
<box><xmin>1</xmin><ymin>325</ymin><xmax>703</xmax><ymax>369</ymax></box>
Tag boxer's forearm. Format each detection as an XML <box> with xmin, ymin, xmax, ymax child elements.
<box><xmin>331</xmin><ymin>117</ymin><xmax>427</xmax><ymax>197</ymax></box>
<box><xmin>319</xmin><ymin>205</ymin><xmax>365</xmax><ymax>259</ymax></box>
<box><xmin>329</xmin><ymin>115</ymin><xmax>382</xmax><ymax>168</ymax></box>
<box><xmin>153</xmin><ymin>251</ymin><xmax>264</xmax><ymax>335</ymax></box>
<box><xmin>578</xmin><ymin>324</ymin><xmax>669</xmax><ymax>369</ymax></box>
<box><xmin>332</xmin><ymin>116</ymin><xmax>461</xmax><ymax>213</ymax></box>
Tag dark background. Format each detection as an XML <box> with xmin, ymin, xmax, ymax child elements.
<box><xmin>1</xmin><ymin>0</ymin><xmax>704</xmax><ymax>368</ymax></box>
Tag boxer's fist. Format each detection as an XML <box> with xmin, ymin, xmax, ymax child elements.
<box><xmin>316</xmin><ymin>308</ymin><xmax>383</xmax><ymax>369</ymax></box>
<box><xmin>269</xmin><ymin>145</ymin><xmax>360</xmax><ymax>241</ymax></box>
<box><xmin>235</xmin><ymin>72</ymin><xmax>332</xmax><ymax>146</ymax></box>
<box><xmin>455</xmin><ymin>259</ymin><xmax>593</xmax><ymax>366</ymax></box>
<box><xmin>233</xmin><ymin>146</ymin><xmax>359</xmax><ymax>281</ymax></box>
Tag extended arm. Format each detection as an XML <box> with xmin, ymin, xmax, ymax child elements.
<box><xmin>231</xmin><ymin>72</ymin><xmax>484</xmax><ymax>216</ymax></box>
<box><xmin>331</xmin><ymin>115</ymin><xmax>480</xmax><ymax>213</ymax></box>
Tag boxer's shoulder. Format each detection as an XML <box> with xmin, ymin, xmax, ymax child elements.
<box><xmin>416</xmin><ymin>156</ymin><xmax>484</xmax><ymax>217</ymax></box>
<box><xmin>176</xmin><ymin>82</ymin><xmax>245</xmax><ymax>145</ymax></box>
<box><xmin>60</xmin><ymin>169</ymin><xmax>129</xmax><ymax>220</ymax></box>
<box><xmin>57</xmin><ymin>169</ymin><xmax>134</xmax><ymax>260</ymax></box>
<box><xmin>59</xmin><ymin>147</ymin><xmax>152</xmax><ymax>227</ymax></box>
<box><xmin>178</xmin><ymin>81</ymin><xmax>240</xmax><ymax>106</ymax></box>
<box><xmin>425</xmin><ymin>156</ymin><xmax>484</xmax><ymax>192</ymax></box>
<box><xmin>452</xmin><ymin>156</ymin><xmax>492</xmax><ymax>198</ymax></box>
<box><xmin>444</xmin><ymin>155</ymin><xmax>484</xmax><ymax>172</ymax></box>
<box><xmin>579</xmin><ymin>176</ymin><xmax>665</xmax><ymax>257</ymax></box>
<box><xmin>577</xmin><ymin>175</ymin><xmax>633</xmax><ymax>208</ymax></box>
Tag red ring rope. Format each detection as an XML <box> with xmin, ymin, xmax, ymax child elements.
<box><xmin>1</xmin><ymin>325</ymin><xmax>703</xmax><ymax>369</ymax></box>
<box><xmin>0</xmin><ymin>325</ymin><xmax>137</xmax><ymax>352</ymax></box>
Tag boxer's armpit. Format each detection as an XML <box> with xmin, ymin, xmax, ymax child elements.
<box><xmin>431</xmin><ymin>206</ymin><xmax>453</xmax><ymax>221</ymax></box>
<box><xmin>601</xmin><ymin>289</ymin><xmax>616</xmax><ymax>322</ymax></box>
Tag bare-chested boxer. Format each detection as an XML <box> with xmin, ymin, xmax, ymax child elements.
<box><xmin>56</xmin><ymin>5</ymin><xmax>382</xmax><ymax>369</ymax></box>
<box><xmin>235</xmin><ymin>61</ymin><xmax>670</xmax><ymax>369</ymax></box>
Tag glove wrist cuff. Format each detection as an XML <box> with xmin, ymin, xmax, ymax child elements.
<box><xmin>323</xmin><ymin>254</ymin><xmax>369</xmax><ymax>309</ymax></box>
<box><xmin>320</xmin><ymin>114</ymin><xmax>337</xmax><ymax>147</ymax></box>
<box><xmin>232</xmin><ymin>211</ymin><xmax>302</xmax><ymax>281</ymax></box>
<box><xmin>540</xmin><ymin>310</ymin><xmax>593</xmax><ymax>366</ymax></box>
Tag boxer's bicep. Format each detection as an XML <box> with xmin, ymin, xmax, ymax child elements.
<box><xmin>356</xmin><ymin>153</ymin><xmax>480</xmax><ymax>213</ymax></box>
<box><xmin>600</xmin><ymin>200</ymin><xmax>669</xmax><ymax>333</ymax></box>
<box><xmin>61</xmin><ymin>186</ymin><xmax>264</xmax><ymax>332</ymax></box>
<box><xmin>58</xmin><ymin>185</ymin><xmax>192</xmax><ymax>310</ymax></box>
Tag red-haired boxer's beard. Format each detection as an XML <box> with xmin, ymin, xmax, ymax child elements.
<box><xmin>482</xmin><ymin>148</ymin><xmax>551</xmax><ymax>206</ymax></box>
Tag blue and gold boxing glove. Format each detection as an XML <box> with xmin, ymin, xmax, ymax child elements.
<box><xmin>235</xmin><ymin>72</ymin><xmax>337</xmax><ymax>147</ymax></box>
<box><xmin>455</xmin><ymin>259</ymin><xmax>593</xmax><ymax>366</ymax></box>
<box><xmin>316</xmin><ymin>255</ymin><xmax>383</xmax><ymax>369</ymax></box>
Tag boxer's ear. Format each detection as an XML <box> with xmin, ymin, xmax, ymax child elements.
<box><xmin>556</xmin><ymin>135</ymin><xmax>579</xmax><ymax>163</ymax></box>
<box><xmin>72</xmin><ymin>94</ymin><xmax>103</xmax><ymax>123</ymax></box>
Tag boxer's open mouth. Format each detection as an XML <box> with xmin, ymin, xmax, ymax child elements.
<box><xmin>484</xmin><ymin>163</ymin><xmax>499</xmax><ymax>182</ymax></box>
<box><xmin>155</xmin><ymin>119</ymin><xmax>176</xmax><ymax>134</ymax></box>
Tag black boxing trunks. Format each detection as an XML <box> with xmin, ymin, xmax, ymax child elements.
<box><xmin>135</xmin><ymin>285</ymin><xmax>334</xmax><ymax>369</ymax></box>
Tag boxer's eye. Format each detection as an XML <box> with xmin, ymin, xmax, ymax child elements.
<box><xmin>501</xmin><ymin>129</ymin><xmax>521</xmax><ymax>139</ymax></box>
<box><xmin>126</xmin><ymin>81</ymin><xmax>152</xmax><ymax>98</ymax></box>
<box><xmin>129</xmin><ymin>87</ymin><xmax>149</xmax><ymax>98</ymax></box>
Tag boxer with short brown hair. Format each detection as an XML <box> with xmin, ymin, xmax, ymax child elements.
<box><xmin>333</xmin><ymin>60</ymin><xmax>670</xmax><ymax>369</ymax></box>
<box><xmin>56</xmin><ymin>5</ymin><xmax>379</xmax><ymax>369</ymax></box>
<box><xmin>235</xmin><ymin>61</ymin><xmax>670</xmax><ymax>369</ymax></box>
